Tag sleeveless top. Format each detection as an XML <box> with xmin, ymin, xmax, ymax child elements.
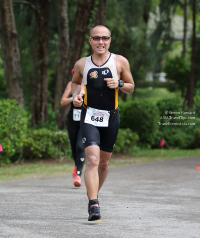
<box><xmin>83</xmin><ymin>53</ymin><xmax>119</xmax><ymax>111</ymax></box>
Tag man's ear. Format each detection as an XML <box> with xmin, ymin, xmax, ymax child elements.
<box><xmin>88</xmin><ymin>37</ymin><xmax>92</xmax><ymax>45</ymax></box>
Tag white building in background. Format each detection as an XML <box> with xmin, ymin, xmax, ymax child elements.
<box><xmin>145</xmin><ymin>71</ymin><xmax>154</xmax><ymax>81</ymax></box>
<box><xmin>145</xmin><ymin>8</ymin><xmax>193</xmax><ymax>82</ymax></box>
<box><xmin>170</xmin><ymin>14</ymin><xmax>193</xmax><ymax>41</ymax></box>
<box><xmin>147</xmin><ymin>8</ymin><xmax>193</xmax><ymax>40</ymax></box>
<box><xmin>154</xmin><ymin>72</ymin><xmax>167</xmax><ymax>82</ymax></box>
<box><xmin>146</xmin><ymin>71</ymin><xmax>167</xmax><ymax>82</ymax></box>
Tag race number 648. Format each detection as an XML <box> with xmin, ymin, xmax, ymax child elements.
<box><xmin>91</xmin><ymin>116</ymin><xmax>103</xmax><ymax>122</ymax></box>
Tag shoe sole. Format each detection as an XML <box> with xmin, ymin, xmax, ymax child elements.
<box><xmin>88</xmin><ymin>213</ymin><xmax>101</xmax><ymax>221</ymax></box>
<box><xmin>74</xmin><ymin>181</ymin><xmax>82</xmax><ymax>187</ymax></box>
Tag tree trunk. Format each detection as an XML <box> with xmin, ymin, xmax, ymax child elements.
<box><xmin>54</xmin><ymin>0</ymin><xmax>69</xmax><ymax>112</ymax></box>
<box><xmin>56</xmin><ymin>0</ymin><xmax>95</xmax><ymax>128</ymax></box>
<box><xmin>185</xmin><ymin>0</ymin><xmax>196</xmax><ymax>109</ymax></box>
<box><xmin>32</xmin><ymin>0</ymin><xmax>50</xmax><ymax>125</ymax></box>
<box><xmin>0</xmin><ymin>0</ymin><xmax>24</xmax><ymax>107</ymax></box>
<box><xmin>95</xmin><ymin>0</ymin><xmax>106</xmax><ymax>25</ymax></box>
<box><xmin>182</xmin><ymin>0</ymin><xmax>189</xmax><ymax>57</ymax></box>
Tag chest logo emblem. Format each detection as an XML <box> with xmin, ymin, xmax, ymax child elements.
<box><xmin>102</xmin><ymin>69</ymin><xmax>109</xmax><ymax>75</ymax></box>
<box><xmin>90</xmin><ymin>70</ymin><xmax>98</xmax><ymax>78</ymax></box>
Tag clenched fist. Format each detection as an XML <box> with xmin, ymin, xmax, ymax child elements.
<box><xmin>104</xmin><ymin>78</ymin><xmax>118</xmax><ymax>89</ymax></box>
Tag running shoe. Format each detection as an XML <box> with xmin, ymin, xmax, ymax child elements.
<box><xmin>88</xmin><ymin>206</ymin><xmax>101</xmax><ymax>221</ymax></box>
<box><xmin>87</xmin><ymin>197</ymin><xmax>99</xmax><ymax>212</ymax></box>
<box><xmin>72</xmin><ymin>166</ymin><xmax>77</xmax><ymax>178</ymax></box>
<box><xmin>74</xmin><ymin>174</ymin><xmax>82</xmax><ymax>187</ymax></box>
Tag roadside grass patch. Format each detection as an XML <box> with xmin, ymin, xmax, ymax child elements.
<box><xmin>130</xmin><ymin>88</ymin><xmax>177</xmax><ymax>104</ymax></box>
<box><xmin>0</xmin><ymin>149</ymin><xmax>199</xmax><ymax>181</ymax></box>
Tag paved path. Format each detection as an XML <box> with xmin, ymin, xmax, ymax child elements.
<box><xmin>0</xmin><ymin>157</ymin><xmax>200</xmax><ymax>238</ymax></box>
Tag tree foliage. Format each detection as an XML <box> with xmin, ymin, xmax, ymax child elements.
<box><xmin>164</xmin><ymin>56</ymin><xmax>190</xmax><ymax>96</ymax></box>
<box><xmin>0</xmin><ymin>0</ymin><xmax>199</xmax><ymax>124</ymax></box>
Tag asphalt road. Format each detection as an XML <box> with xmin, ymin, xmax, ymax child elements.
<box><xmin>0</xmin><ymin>157</ymin><xmax>200</xmax><ymax>238</ymax></box>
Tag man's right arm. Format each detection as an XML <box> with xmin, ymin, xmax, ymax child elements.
<box><xmin>71</xmin><ymin>58</ymin><xmax>86</xmax><ymax>107</ymax></box>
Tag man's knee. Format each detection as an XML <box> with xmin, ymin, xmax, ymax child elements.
<box><xmin>87</xmin><ymin>154</ymin><xmax>99</xmax><ymax>167</ymax></box>
<box><xmin>99</xmin><ymin>160</ymin><xmax>109</xmax><ymax>170</ymax></box>
<box><xmin>99</xmin><ymin>151</ymin><xmax>111</xmax><ymax>170</ymax></box>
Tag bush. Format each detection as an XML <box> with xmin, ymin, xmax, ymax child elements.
<box><xmin>153</xmin><ymin>128</ymin><xmax>194</xmax><ymax>149</ymax></box>
<box><xmin>0</xmin><ymin>100</ymin><xmax>28</xmax><ymax>164</ymax></box>
<box><xmin>157</xmin><ymin>96</ymin><xmax>185</xmax><ymax>116</ymax></box>
<box><xmin>154</xmin><ymin>96</ymin><xmax>197</xmax><ymax>149</ymax></box>
<box><xmin>113</xmin><ymin>128</ymin><xmax>139</xmax><ymax>153</ymax></box>
<box><xmin>120</xmin><ymin>100</ymin><xmax>159</xmax><ymax>146</ymax></box>
<box><xmin>164</xmin><ymin>56</ymin><xmax>190</xmax><ymax>96</ymax></box>
<box><xmin>23</xmin><ymin>128</ymin><xmax>72</xmax><ymax>160</ymax></box>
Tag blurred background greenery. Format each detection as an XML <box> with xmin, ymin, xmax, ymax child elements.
<box><xmin>0</xmin><ymin>0</ymin><xmax>200</xmax><ymax>165</ymax></box>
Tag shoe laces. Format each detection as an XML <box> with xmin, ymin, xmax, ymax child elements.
<box><xmin>89</xmin><ymin>205</ymin><xmax>100</xmax><ymax>214</ymax></box>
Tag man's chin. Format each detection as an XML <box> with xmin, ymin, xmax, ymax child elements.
<box><xmin>95</xmin><ymin>50</ymin><xmax>105</xmax><ymax>54</ymax></box>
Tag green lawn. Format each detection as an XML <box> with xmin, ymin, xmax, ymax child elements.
<box><xmin>130</xmin><ymin>148</ymin><xmax>200</xmax><ymax>160</ymax></box>
<box><xmin>131</xmin><ymin>87</ymin><xmax>177</xmax><ymax>104</ymax></box>
<box><xmin>0</xmin><ymin>160</ymin><xmax>74</xmax><ymax>181</ymax></box>
<box><xmin>0</xmin><ymin>149</ymin><xmax>199</xmax><ymax>181</ymax></box>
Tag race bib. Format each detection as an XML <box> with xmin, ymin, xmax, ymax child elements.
<box><xmin>84</xmin><ymin>107</ymin><xmax>110</xmax><ymax>127</ymax></box>
<box><xmin>73</xmin><ymin>109</ymin><xmax>81</xmax><ymax>121</ymax></box>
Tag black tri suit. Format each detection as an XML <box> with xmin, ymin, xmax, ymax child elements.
<box><xmin>80</xmin><ymin>53</ymin><xmax>120</xmax><ymax>153</ymax></box>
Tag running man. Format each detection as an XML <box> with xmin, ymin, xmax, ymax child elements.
<box><xmin>61</xmin><ymin>69</ymin><xmax>85</xmax><ymax>187</ymax></box>
<box><xmin>71</xmin><ymin>25</ymin><xmax>135</xmax><ymax>220</ymax></box>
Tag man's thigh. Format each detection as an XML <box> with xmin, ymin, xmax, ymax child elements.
<box><xmin>81</xmin><ymin>109</ymin><xmax>100</xmax><ymax>148</ymax></box>
<box><xmin>99</xmin><ymin>110</ymin><xmax>120</xmax><ymax>152</ymax></box>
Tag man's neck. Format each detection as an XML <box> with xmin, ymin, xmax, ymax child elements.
<box><xmin>92</xmin><ymin>52</ymin><xmax>110</xmax><ymax>66</ymax></box>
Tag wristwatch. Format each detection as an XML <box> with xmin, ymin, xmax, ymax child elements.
<box><xmin>72</xmin><ymin>93</ymin><xmax>78</xmax><ymax>101</ymax></box>
<box><xmin>118</xmin><ymin>80</ymin><xmax>124</xmax><ymax>88</ymax></box>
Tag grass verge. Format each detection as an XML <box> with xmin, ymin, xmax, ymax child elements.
<box><xmin>0</xmin><ymin>149</ymin><xmax>200</xmax><ymax>181</ymax></box>
<box><xmin>126</xmin><ymin>87</ymin><xmax>177</xmax><ymax>105</ymax></box>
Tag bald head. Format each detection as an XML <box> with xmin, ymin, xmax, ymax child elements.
<box><xmin>90</xmin><ymin>25</ymin><xmax>111</xmax><ymax>37</ymax></box>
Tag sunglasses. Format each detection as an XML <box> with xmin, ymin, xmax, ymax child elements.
<box><xmin>90</xmin><ymin>36</ymin><xmax>111</xmax><ymax>42</ymax></box>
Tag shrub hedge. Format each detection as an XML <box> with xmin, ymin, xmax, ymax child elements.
<box><xmin>1</xmin><ymin>97</ymin><xmax>199</xmax><ymax>165</ymax></box>
<box><xmin>114</xmin><ymin>128</ymin><xmax>139</xmax><ymax>153</ymax></box>
<box><xmin>154</xmin><ymin>97</ymin><xmax>198</xmax><ymax>149</ymax></box>
<box><xmin>119</xmin><ymin>100</ymin><xmax>159</xmax><ymax>146</ymax></box>
<box><xmin>0</xmin><ymin>100</ymin><xmax>28</xmax><ymax>164</ymax></box>
<box><xmin>23</xmin><ymin>128</ymin><xmax>72</xmax><ymax>160</ymax></box>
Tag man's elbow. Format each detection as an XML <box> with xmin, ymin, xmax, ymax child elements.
<box><xmin>127</xmin><ymin>84</ymin><xmax>135</xmax><ymax>94</ymax></box>
<box><xmin>60</xmin><ymin>98</ymin><xmax>64</xmax><ymax>106</ymax></box>
<box><xmin>131</xmin><ymin>85</ymin><xmax>135</xmax><ymax>93</ymax></box>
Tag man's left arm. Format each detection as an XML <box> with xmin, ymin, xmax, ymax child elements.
<box><xmin>104</xmin><ymin>55</ymin><xmax>134</xmax><ymax>93</ymax></box>
<box><xmin>119</xmin><ymin>56</ymin><xmax>135</xmax><ymax>94</ymax></box>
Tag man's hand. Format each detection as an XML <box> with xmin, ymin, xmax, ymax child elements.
<box><xmin>73</xmin><ymin>95</ymin><xmax>83</xmax><ymax>107</ymax></box>
<box><xmin>104</xmin><ymin>78</ymin><xmax>118</xmax><ymax>89</ymax></box>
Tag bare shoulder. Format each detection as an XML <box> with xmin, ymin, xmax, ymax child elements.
<box><xmin>116</xmin><ymin>54</ymin><xmax>130</xmax><ymax>66</ymax></box>
<box><xmin>72</xmin><ymin>57</ymin><xmax>87</xmax><ymax>84</ymax></box>
<box><xmin>74</xmin><ymin>57</ymin><xmax>87</xmax><ymax>70</ymax></box>
<box><xmin>116</xmin><ymin>55</ymin><xmax>130</xmax><ymax>76</ymax></box>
